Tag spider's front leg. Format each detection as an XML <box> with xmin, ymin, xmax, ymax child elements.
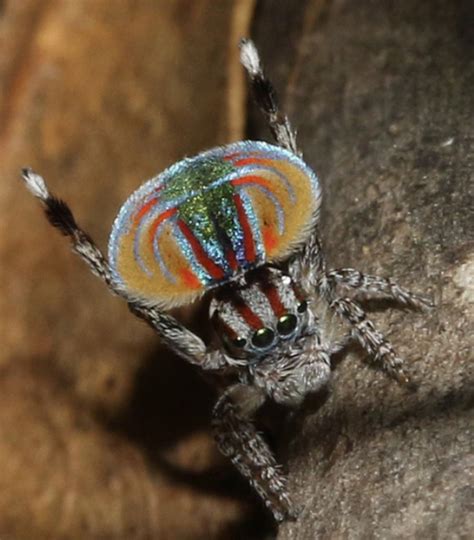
<box><xmin>20</xmin><ymin>169</ymin><xmax>223</xmax><ymax>371</ymax></box>
<box><xmin>217</xmin><ymin>342</ymin><xmax>333</xmax><ymax>521</ymax></box>
<box><xmin>212</xmin><ymin>383</ymin><xmax>296</xmax><ymax>522</ymax></box>
<box><xmin>329</xmin><ymin>296</ymin><xmax>413</xmax><ymax>384</ymax></box>
<box><xmin>324</xmin><ymin>268</ymin><xmax>433</xmax><ymax>311</ymax></box>
<box><xmin>321</xmin><ymin>269</ymin><xmax>433</xmax><ymax>385</ymax></box>
<box><xmin>287</xmin><ymin>228</ymin><xmax>425</xmax><ymax>385</ymax></box>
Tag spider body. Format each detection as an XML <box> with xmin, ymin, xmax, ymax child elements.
<box><xmin>21</xmin><ymin>39</ymin><xmax>432</xmax><ymax>523</ymax></box>
<box><xmin>211</xmin><ymin>266</ymin><xmax>332</xmax><ymax>407</ymax></box>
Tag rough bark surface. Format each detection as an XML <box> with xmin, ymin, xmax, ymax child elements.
<box><xmin>251</xmin><ymin>1</ymin><xmax>473</xmax><ymax>539</ymax></box>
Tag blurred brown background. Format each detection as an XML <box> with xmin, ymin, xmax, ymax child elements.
<box><xmin>1</xmin><ymin>1</ymin><xmax>473</xmax><ymax>539</ymax></box>
<box><xmin>0</xmin><ymin>1</ymin><xmax>266</xmax><ymax>538</ymax></box>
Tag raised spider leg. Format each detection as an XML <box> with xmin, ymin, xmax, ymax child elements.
<box><xmin>212</xmin><ymin>383</ymin><xmax>296</xmax><ymax>522</ymax></box>
<box><xmin>20</xmin><ymin>168</ymin><xmax>223</xmax><ymax>370</ymax></box>
<box><xmin>324</xmin><ymin>268</ymin><xmax>433</xmax><ymax>310</ymax></box>
<box><xmin>239</xmin><ymin>38</ymin><xmax>299</xmax><ymax>155</ymax></box>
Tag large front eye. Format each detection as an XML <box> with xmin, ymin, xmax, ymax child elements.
<box><xmin>277</xmin><ymin>313</ymin><xmax>298</xmax><ymax>337</ymax></box>
<box><xmin>252</xmin><ymin>327</ymin><xmax>275</xmax><ymax>349</ymax></box>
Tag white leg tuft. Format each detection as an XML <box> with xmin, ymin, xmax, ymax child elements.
<box><xmin>21</xmin><ymin>168</ymin><xmax>50</xmax><ymax>200</ymax></box>
<box><xmin>239</xmin><ymin>38</ymin><xmax>262</xmax><ymax>77</ymax></box>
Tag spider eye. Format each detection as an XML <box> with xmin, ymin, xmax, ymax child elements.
<box><xmin>232</xmin><ymin>336</ymin><xmax>247</xmax><ymax>348</ymax></box>
<box><xmin>277</xmin><ymin>313</ymin><xmax>298</xmax><ymax>336</ymax></box>
<box><xmin>297</xmin><ymin>300</ymin><xmax>308</xmax><ymax>313</ymax></box>
<box><xmin>251</xmin><ymin>327</ymin><xmax>275</xmax><ymax>349</ymax></box>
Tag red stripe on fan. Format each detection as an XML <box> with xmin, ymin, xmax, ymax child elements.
<box><xmin>177</xmin><ymin>219</ymin><xmax>225</xmax><ymax>280</ymax></box>
<box><xmin>134</xmin><ymin>197</ymin><xmax>159</xmax><ymax>225</ymax></box>
<box><xmin>233</xmin><ymin>157</ymin><xmax>272</xmax><ymax>167</ymax></box>
<box><xmin>225</xmin><ymin>246</ymin><xmax>238</xmax><ymax>271</ymax></box>
<box><xmin>231</xmin><ymin>174</ymin><xmax>273</xmax><ymax>192</ymax></box>
<box><xmin>148</xmin><ymin>208</ymin><xmax>176</xmax><ymax>246</ymax></box>
<box><xmin>232</xmin><ymin>193</ymin><xmax>256</xmax><ymax>263</ymax></box>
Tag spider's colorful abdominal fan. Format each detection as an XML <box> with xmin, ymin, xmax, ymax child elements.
<box><xmin>108</xmin><ymin>140</ymin><xmax>320</xmax><ymax>307</ymax></box>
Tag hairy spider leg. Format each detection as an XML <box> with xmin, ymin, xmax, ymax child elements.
<box><xmin>240</xmin><ymin>39</ymin><xmax>299</xmax><ymax>156</ymax></box>
<box><xmin>20</xmin><ymin>168</ymin><xmax>222</xmax><ymax>369</ymax></box>
<box><xmin>324</xmin><ymin>269</ymin><xmax>434</xmax><ymax>310</ymax></box>
<box><xmin>212</xmin><ymin>383</ymin><xmax>296</xmax><ymax>522</ymax></box>
<box><xmin>288</xmin><ymin>206</ymin><xmax>432</xmax><ymax>386</ymax></box>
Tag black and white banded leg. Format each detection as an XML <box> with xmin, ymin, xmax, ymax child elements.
<box><xmin>212</xmin><ymin>384</ymin><xmax>296</xmax><ymax>522</ymax></box>
<box><xmin>239</xmin><ymin>38</ymin><xmax>299</xmax><ymax>155</ymax></box>
<box><xmin>325</xmin><ymin>268</ymin><xmax>433</xmax><ymax>311</ymax></box>
<box><xmin>20</xmin><ymin>168</ymin><xmax>223</xmax><ymax>370</ymax></box>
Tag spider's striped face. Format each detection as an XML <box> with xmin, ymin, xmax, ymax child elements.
<box><xmin>210</xmin><ymin>267</ymin><xmax>309</xmax><ymax>360</ymax></box>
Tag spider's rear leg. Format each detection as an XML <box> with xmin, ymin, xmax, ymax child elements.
<box><xmin>212</xmin><ymin>384</ymin><xmax>297</xmax><ymax>522</ymax></box>
<box><xmin>324</xmin><ymin>268</ymin><xmax>433</xmax><ymax>311</ymax></box>
<box><xmin>20</xmin><ymin>168</ymin><xmax>223</xmax><ymax>369</ymax></box>
<box><xmin>331</xmin><ymin>297</ymin><xmax>414</xmax><ymax>386</ymax></box>
<box><xmin>239</xmin><ymin>38</ymin><xmax>299</xmax><ymax>155</ymax></box>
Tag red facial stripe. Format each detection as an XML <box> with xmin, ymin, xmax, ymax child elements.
<box><xmin>261</xmin><ymin>281</ymin><xmax>286</xmax><ymax>317</ymax></box>
<box><xmin>177</xmin><ymin>219</ymin><xmax>225</xmax><ymax>280</ymax></box>
<box><xmin>215</xmin><ymin>316</ymin><xmax>238</xmax><ymax>341</ymax></box>
<box><xmin>148</xmin><ymin>208</ymin><xmax>176</xmax><ymax>246</ymax></box>
<box><xmin>232</xmin><ymin>193</ymin><xmax>256</xmax><ymax>263</ymax></box>
<box><xmin>233</xmin><ymin>295</ymin><xmax>264</xmax><ymax>330</ymax></box>
<box><xmin>291</xmin><ymin>282</ymin><xmax>305</xmax><ymax>302</ymax></box>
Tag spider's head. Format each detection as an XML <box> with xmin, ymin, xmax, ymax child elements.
<box><xmin>210</xmin><ymin>267</ymin><xmax>310</xmax><ymax>361</ymax></box>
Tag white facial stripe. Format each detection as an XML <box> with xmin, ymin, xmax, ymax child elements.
<box><xmin>239</xmin><ymin>283</ymin><xmax>275</xmax><ymax>327</ymax></box>
<box><xmin>264</xmin><ymin>268</ymin><xmax>299</xmax><ymax>314</ymax></box>
<box><xmin>275</xmin><ymin>275</ymin><xmax>299</xmax><ymax>312</ymax></box>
